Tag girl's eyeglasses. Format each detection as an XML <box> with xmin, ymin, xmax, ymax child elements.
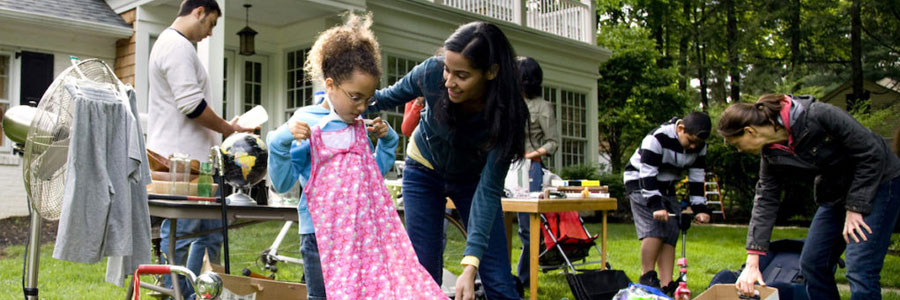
<box><xmin>337</xmin><ymin>85</ymin><xmax>377</xmax><ymax>106</ymax></box>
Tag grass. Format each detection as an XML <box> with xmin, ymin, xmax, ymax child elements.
<box><xmin>1</xmin><ymin>221</ymin><xmax>899</xmax><ymax>299</ymax></box>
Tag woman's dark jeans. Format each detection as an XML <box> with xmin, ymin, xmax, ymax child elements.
<box><xmin>402</xmin><ymin>159</ymin><xmax>520</xmax><ymax>299</ymax></box>
<box><xmin>800</xmin><ymin>176</ymin><xmax>900</xmax><ymax>300</ymax></box>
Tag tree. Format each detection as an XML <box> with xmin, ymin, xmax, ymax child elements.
<box><xmin>726</xmin><ymin>0</ymin><xmax>741</xmax><ymax>103</ymax></box>
<box><xmin>849</xmin><ymin>0</ymin><xmax>866</xmax><ymax>111</ymax></box>
<box><xmin>597</xmin><ymin>26</ymin><xmax>691</xmax><ymax>172</ymax></box>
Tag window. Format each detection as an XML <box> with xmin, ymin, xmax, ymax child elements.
<box><xmin>377</xmin><ymin>54</ymin><xmax>422</xmax><ymax>159</ymax></box>
<box><xmin>0</xmin><ymin>53</ymin><xmax>10</xmax><ymax>150</ymax></box>
<box><xmin>243</xmin><ymin>60</ymin><xmax>262</xmax><ymax>113</ymax></box>
<box><xmin>558</xmin><ymin>89</ymin><xmax>587</xmax><ymax>167</ymax></box>
<box><xmin>543</xmin><ymin>86</ymin><xmax>587</xmax><ymax>169</ymax></box>
<box><xmin>222</xmin><ymin>57</ymin><xmax>228</xmax><ymax>118</ymax></box>
<box><xmin>286</xmin><ymin>48</ymin><xmax>313</xmax><ymax>120</ymax></box>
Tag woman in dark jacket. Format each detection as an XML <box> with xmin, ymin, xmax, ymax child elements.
<box><xmin>718</xmin><ymin>94</ymin><xmax>900</xmax><ymax>299</ymax></box>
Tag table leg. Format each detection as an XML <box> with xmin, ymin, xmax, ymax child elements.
<box><xmin>602</xmin><ymin>211</ymin><xmax>608</xmax><ymax>269</ymax></box>
<box><xmin>529</xmin><ymin>213</ymin><xmax>540</xmax><ymax>300</ymax></box>
<box><xmin>169</xmin><ymin>219</ymin><xmax>182</xmax><ymax>300</ymax></box>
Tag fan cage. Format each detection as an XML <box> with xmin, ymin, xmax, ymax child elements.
<box><xmin>22</xmin><ymin>59</ymin><xmax>122</xmax><ymax>220</ymax></box>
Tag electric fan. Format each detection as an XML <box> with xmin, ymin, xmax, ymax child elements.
<box><xmin>2</xmin><ymin>57</ymin><xmax>125</xmax><ymax>299</ymax></box>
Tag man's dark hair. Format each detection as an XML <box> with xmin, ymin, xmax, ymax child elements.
<box><xmin>178</xmin><ymin>0</ymin><xmax>221</xmax><ymax>17</ymax></box>
<box><xmin>516</xmin><ymin>56</ymin><xmax>543</xmax><ymax>99</ymax></box>
<box><xmin>682</xmin><ymin>111</ymin><xmax>711</xmax><ymax>139</ymax></box>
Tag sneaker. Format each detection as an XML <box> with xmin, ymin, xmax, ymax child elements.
<box><xmin>661</xmin><ymin>281</ymin><xmax>679</xmax><ymax>295</ymax></box>
<box><xmin>638</xmin><ymin>270</ymin><xmax>661</xmax><ymax>289</ymax></box>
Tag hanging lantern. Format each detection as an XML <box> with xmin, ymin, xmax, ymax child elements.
<box><xmin>238</xmin><ymin>4</ymin><xmax>257</xmax><ymax>56</ymax></box>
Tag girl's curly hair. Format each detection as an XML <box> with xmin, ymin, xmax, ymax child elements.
<box><xmin>304</xmin><ymin>12</ymin><xmax>381</xmax><ymax>85</ymax></box>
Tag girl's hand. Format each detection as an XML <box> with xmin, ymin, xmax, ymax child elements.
<box><xmin>736</xmin><ymin>255</ymin><xmax>765</xmax><ymax>297</ymax></box>
<box><xmin>843</xmin><ymin>211</ymin><xmax>872</xmax><ymax>243</ymax></box>
<box><xmin>454</xmin><ymin>265</ymin><xmax>477</xmax><ymax>300</ymax></box>
<box><xmin>367</xmin><ymin>117</ymin><xmax>389</xmax><ymax>138</ymax></box>
<box><xmin>290</xmin><ymin>120</ymin><xmax>310</xmax><ymax>142</ymax></box>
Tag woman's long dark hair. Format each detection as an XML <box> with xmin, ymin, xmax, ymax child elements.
<box><xmin>435</xmin><ymin>21</ymin><xmax>527</xmax><ymax>163</ymax></box>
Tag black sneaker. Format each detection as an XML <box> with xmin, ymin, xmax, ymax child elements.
<box><xmin>661</xmin><ymin>281</ymin><xmax>679</xmax><ymax>295</ymax></box>
<box><xmin>638</xmin><ymin>270</ymin><xmax>661</xmax><ymax>289</ymax></box>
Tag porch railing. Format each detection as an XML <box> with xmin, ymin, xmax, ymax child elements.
<box><xmin>432</xmin><ymin>0</ymin><xmax>594</xmax><ymax>44</ymax></box>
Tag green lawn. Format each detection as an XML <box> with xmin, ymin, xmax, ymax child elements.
<box><xmin>1</xmin><ymin>221</ymin><xmax>899</xmax><ymax>299</ymax></box>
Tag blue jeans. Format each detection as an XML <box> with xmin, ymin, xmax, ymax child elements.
<box><xmin>403</xmin><ymin>159</ymin><xmax>520</xmax><ymax>300</ymax></box>
<box><xmin>159</xmin><ymin>218</ymin><xmax>223</xmax><ymax>299</ymax></box>
<box><xmin>517</xmin><ymin>160</ymin><xmax>544</xmax><ymax>285</ymax></box>
<box><xmin>300</xmin><ymin>233</ymin><xmax>326</xmax><ymax>300</ymax></box>
<box><xmin>800</xmin><ymin>175</ymin><xmax>900</xmax><ymax>300</ymax></box>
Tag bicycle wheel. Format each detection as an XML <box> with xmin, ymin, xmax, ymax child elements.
<box><xmin>442</xmin><ymin>209</ymin><xmax>468</xmax><ymax>276</ymax></box>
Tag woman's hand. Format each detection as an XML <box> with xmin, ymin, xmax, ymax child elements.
<box><xmin>290</xmin><ymin>120</ymin><xmax>310</xmax><ymax>142</ymax></box>
<box><xmin>454</xmin><ymin>265</ymin><xmax>477</xmax><ymax>300</ymax></box>
<box><xmin>652</xmin><ymin>209</ymin><xmax>669</xmax><ymax>222</ymax></box>
<box><xmin>843</xmin><ymin>211</ymin><xmax>872</xmax><ymax>243</ymax></box>
<box><xmin>366</xmin><ymin>116</ymin><xmax>389</xmax><ymax>138</ymax></box>
<box><xmin>736</xmin><ymin>254</ymin><xmax>765</xmax><ymax>297</ymax></box>
<box><xmin>525</xmin><ymin>148</ymin><xmax>546</xmax><ymax>160</ymax></box>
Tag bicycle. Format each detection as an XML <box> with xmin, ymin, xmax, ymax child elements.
<box><xmin>129</xmin><ymin>264</ymin><xmax>223</xmax><ymax>300</ymax></box>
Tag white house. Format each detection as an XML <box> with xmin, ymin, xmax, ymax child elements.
<box><xmin>0</xmin><ymin>0</ymin><xmax>610</xmax><ymax>217</ymax></box>
<box><xmin>0</xmin><ymin>0</ymin><xmax>132</xmax><ymax>218</ymax></box>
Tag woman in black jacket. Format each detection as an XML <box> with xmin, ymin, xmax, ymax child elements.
<box><xmin>718</xmin><ymin>94</ymin><xmax>900</xmax><ymax>299</ymax></box>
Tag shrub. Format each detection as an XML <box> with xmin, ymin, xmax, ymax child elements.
<box><xmin>558</xmin><ymin>164</ymin><xmax>600</xmax><ymax>180</ymax></box>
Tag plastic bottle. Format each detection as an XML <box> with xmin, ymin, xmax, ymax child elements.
<box><xmin>198</xmin><ymin>161</ymin><xmax>213</xmax><ymax>197</ymax></box>
<box><xmin>237</xmin><ymin>105</ymin><xmax>268</xmax><ymax>129</ymax></box>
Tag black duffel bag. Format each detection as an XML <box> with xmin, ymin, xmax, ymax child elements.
<box><xmin>566</xmin><ymin>269</ymin><xmax>631</xmax><ymax>300</ymax></box>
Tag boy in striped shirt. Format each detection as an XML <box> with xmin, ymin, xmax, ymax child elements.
<box><xmin>623</xmin><ymin>112</ymin><xmax>712</xmax><ymax>294</ymax></box>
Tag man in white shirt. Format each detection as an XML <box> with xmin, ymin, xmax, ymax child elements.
<box><xmin>147</xmin><ymin>1</ymin><xmax>254</xmax><ymax>298</ymax></box>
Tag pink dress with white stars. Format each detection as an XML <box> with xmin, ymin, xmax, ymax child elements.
<box><xmin>304</xmin><ymin>119</ymin><xmax>446</xmax><ymax>300</ymax></box>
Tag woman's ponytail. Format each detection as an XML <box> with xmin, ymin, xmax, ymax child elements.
<box><xmin>718</xmin><ymin>94</ymin><xmax>788</xmax><ymax>137</ymax></box>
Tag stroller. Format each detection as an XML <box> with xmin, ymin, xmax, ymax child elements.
<box><xmin>538</xmin><ymin>211</ymin><xmax>602</xmax><ymax>271</ymax></box>
<box><xmin>538</xmin><ymin>211</ymin><xmax>631</xmax><ymax>300</ymax></box>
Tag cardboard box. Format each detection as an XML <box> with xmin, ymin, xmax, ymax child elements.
<box><xmin>206</xmin><ymin>263</ymin><xmax>306</xmax><ymax>300</ymax></box>
<box><xmin>695</xmin><ymin>284</ymin><xmax>779</xmax><ymax>300</ymax></box>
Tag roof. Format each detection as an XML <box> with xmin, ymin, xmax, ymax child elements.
<box><xmin>0</xmin><ymin>0</ymin><xmax>130</xmax><ymax>30</ymax></box>
<box><xmin>876</xmin><ymin>78</ymin><xmax>900</xmax><ymax>93</ymax></box>
<box><xmin>821</xmin><ymin>78</ymin><xmax>900</xmax><ymax>103</ymax></box>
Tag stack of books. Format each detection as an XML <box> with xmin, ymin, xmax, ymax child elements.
<box><xmin>550</xmin><ymin>179</ymin><xmax>601</xmax><ymax>187</ymax></box>
<box><xmin>546</xmin><ymin>182</ymin><xmax>610</xmax><ymax>198</ymax></box>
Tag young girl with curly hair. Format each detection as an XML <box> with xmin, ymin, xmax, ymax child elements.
<box><xmin>267</xmin><ymin>13</ymin><xmax>444</xmax><ymax>299</ymax></box>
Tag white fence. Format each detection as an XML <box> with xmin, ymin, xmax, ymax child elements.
<box><xmin>434</xmin><ymin>0</ymin><xmax>594</xmax><ymax>44</ymax></box>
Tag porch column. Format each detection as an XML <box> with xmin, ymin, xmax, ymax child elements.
<box><xmin>585</xmin><ymin>0</ymin><xmax>596</xmax><ymax>44</ymax></box>
<box><xmin>515</xmin><ymin>0</ymin><xmax>526</xmax><ymax>26</ymax></box>
<box><xmin>198</xmin><ymin>0</ymin><xmax>226</xmax><ymax>116</ymax></box>
<box><xmin>134</xmin><ymin>7</ymin><xmax>151</xmax><ymax>114</ymax></box>
<box><xmin>587</xmin><ymin>86</ymin><xmax>599</xmax><ymax>166</ymax></box>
